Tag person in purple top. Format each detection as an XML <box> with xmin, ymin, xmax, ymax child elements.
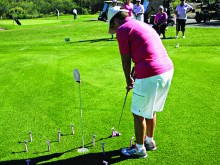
<box><xmin>123</xmin><ymin>0</ymin><xmax>134</xmax><ymax>18</ymax></box>
<box><xmin>108</xmin><ymin>8</ymin><xmax>174</xmax><ymax>158</ymax></box>
<box><xmin>153</xmin><ymin>5</ymin><xmax>168</xmax><ymax>39</ymax></box>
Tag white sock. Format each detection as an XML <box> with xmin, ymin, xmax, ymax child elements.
<box><xmin>136</xmin><ymin>143</ymin><xmax>144</xmax><ymax>151</ymax></box>
<box><xmin>145</xmin><ymin>136</ymin><xmax>153</xmax><ymax>143</ymax></box>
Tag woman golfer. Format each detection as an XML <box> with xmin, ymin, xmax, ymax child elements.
<box><xmin>108</xmin><ymin>8</ymin><xmax>174</xmax><ymax>158</ymax></box>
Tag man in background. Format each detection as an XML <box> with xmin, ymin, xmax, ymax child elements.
<box><xmin>73</xmin><ymin>9</ymin><xmax>77</xmax><ymax>20</ymax></box>
<box><xmin>175</xmin><ymin>0</ymin><xmax>193</xmax><ymax>38</ymax></box>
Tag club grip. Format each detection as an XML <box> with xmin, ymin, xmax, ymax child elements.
<box><xmin>131</xmin><ymin>67</ymin><xmax>135</xmax><ymax>80</ymax></box>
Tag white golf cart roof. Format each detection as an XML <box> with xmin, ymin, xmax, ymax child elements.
<box><xmin>103</xmin><ymin>1</ymin><xmax>123</xmax><ymax>4</ymax></box>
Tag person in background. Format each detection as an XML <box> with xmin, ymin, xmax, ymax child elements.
<box><xmin>108</xmin><ymin>8</ymin><xmax>174</xmax><ymax>158</ymax></box>
<box><xmin>153</xmin><ymin>5</ymin><xmax>168</xmax><ymax>39</ymax></box>
<box><xmin>175</xmin><ymin>0</ymin><xmax>193</xmax><ymax>38</ymax></box>
<box><xmin>123</xmin><ymin>0</ymin><xmax>134</xmax><ymax>18</ymax></box>
<box><xmin>73</xmin><ymin>9</ymin><xmax>77</xmax><ymax>20</ymax></box>
<box><xmin>55</xmin><ymin>8</ymin><xmax>59</xmax><ymax>19</ymax></box>
<box><xmin>108</xmin><ymin>0</ymin><xmax>120</xmax><ymax>39</ymax></box>
<box><xmin>133</xmin><ymin>0</ymin><xmax>144</xmax><ymax>22</ymax></box>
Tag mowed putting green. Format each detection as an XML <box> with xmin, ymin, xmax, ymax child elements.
<box><xmin>0</xmin><ymin>15</ymin><xmax>219</xmax><ymax>164</ymax></box>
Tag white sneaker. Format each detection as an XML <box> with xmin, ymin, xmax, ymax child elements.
<box><xmin>144</xmin><ymin>140</ymin><xmax>157</xmax><ymax>151</ymax></box>
<box><xmin>182</xmin><ymin>36</ymin><xmax>185</xmax><ymax>38</ymax></box>
<box><xmin>121</xmin><ymin>145</ymin><xmax>147</xmax><ymax>158</ymax></box>
<box><xmin>175</xmin><ymin>36</ymin><xmax>179</xmax><ymax>38</ymax></box>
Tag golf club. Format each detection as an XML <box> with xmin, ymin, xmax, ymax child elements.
<box><xmin>117</xmin><ymin>91</ymin><xmax>128</xmax><ymax>132</ymax></box>
<box><xmin>117</xmin><ymin>67</ymin><xmax>135</xmax><ymax>132</ymax></box>
<box><xmin>73</xmin><ymin>68</ymin><xmax>89</xmax><ymax>153</ymax></box>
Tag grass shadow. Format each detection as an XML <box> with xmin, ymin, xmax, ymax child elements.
<box><xmin>84</xmin><ymin>19</ymin><xmax>99</xmax><ymax>22</ymax></box>
<box><xmin>61</xmin><ymin>133</ymin><xmax>72</xmax><ymax>137</ymax></box>
<box><xmin>4</xmin><ymin>135</ymin><xmax>124</xmax><ymax>165</ymax></box>
<box><xmin>2</xmin><ymin>149</ymin><xmax>129</xmax><ymax>165</ymax></box>
<box><xmin>0</xmin><ymin>153</ymin><xmax>63</xmax><ymax>165</ymax></box>
<box><xmin>70</xmin><ymin>38</ymin><xmax>115</xmax><ymax>44</ymax></box>
<box><xmin>11</xmin><ymin>151</ymin><xmax>26</xmax><ymax>154</ymax></box>
<box><xmin>64</xmin><ymin>135</ymin><xmax>114</xmax><ymax>153</ymax></box>
<box><xmin>42</xmin><ymin>149</ymin><xmax>130</xmax><ymax>165</ymax></box>
<box><xmin>161</xmin><ymin>36</ymin><xmax>175</xmax><ymax>40</ymax></box>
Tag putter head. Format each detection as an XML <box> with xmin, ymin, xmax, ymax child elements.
<box><xmin>73</xmin><ymin>69</ymin><xmax>81</xmax><ymax>83</ymax></box>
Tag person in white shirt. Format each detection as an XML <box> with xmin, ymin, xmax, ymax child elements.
<box><xmin>55</xmin><ymin>8</ymin><xmax>59</xmax><ymax>19</ymax></box>
<box><xmin>175</xmin><ymin>0</ymin><xmax>193</xmax><ymax>38</ymax></box>
<box><xmin>133</xmin><ymin>0</ymin><xmax>144</xmax><ymax>22</ymax></box>
<box><xmin>108</xmin><ymin>0</ymin><xmax>121</xmax><ymax>39</ymax></box>
<box><xmin>73</xmin><ymin>9</ymin><xmax>77</xmax><ymax>19</ymax></box>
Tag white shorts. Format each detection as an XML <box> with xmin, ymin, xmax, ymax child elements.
<box><xmin>131</xmin><ymin>69</ymin><xmax>174</xmax><ymax>119</ymax></box>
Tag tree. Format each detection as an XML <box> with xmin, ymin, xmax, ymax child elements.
<box><xmin>0</xmin><ymin>0</ymin><xmax>105</xmax><ymax>19</ymax></box>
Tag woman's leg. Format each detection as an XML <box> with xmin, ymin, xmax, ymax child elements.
<box><xmin>133</xmin><ymin>113</ymin><xmax>146</xmax><ymax>145</ymax></box>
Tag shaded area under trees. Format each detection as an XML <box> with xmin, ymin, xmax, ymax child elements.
<box><xmin>0</xmin><ymin>0</ymin><xmax>104</xmax><ymax>19</ymax></box>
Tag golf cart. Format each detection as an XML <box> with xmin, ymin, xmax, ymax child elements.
<box><xmin>194</xmin><ymin>0</ymin><xmax>220</xmax><ymax>23</ymax></box>
<box><xmin>98</xmin><ymin>1</ymin><xmax>123</xmax><ymax>21</ymax></box>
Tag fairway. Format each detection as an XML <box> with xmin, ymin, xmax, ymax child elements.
<box><xmin>0</xmin><ymin>15</ymin><xmax>220</xmax><ymax>165</ymax></box>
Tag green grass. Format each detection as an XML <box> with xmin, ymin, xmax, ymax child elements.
<box><xmin>0</xmin><ymin>15</ymin><xmax>219</xmax><ymax>164</ymax></box>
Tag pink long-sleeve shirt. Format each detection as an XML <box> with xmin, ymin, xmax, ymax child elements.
<box><xmin>123</xmin><ymin>3</ymin><xmax>133</xmax><ymax>17</ymax></box>
<box><xmin>116</xmin><ymin>17</ymin><xmax>173</xmax><ymax>79</ymax></box>
<box><xmin>154</xmin><ymin>12</ymin><xmax>168</xmax><ymax>24</ymax></box>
